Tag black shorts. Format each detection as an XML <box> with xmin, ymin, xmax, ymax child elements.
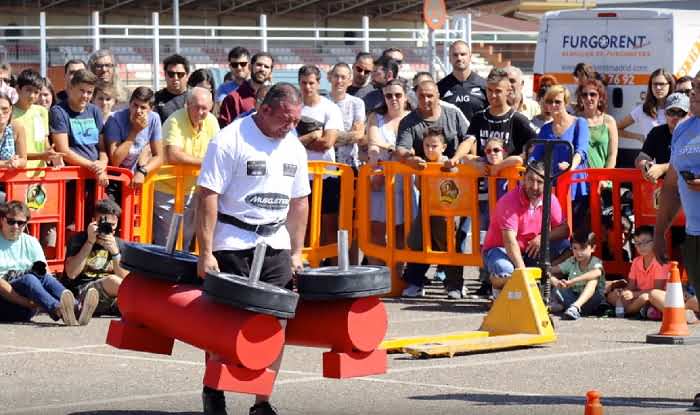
<box><xmin>310</xmin><ymin>176</ymin><xmax>341</xmax><ymax>215</ymax></box>
<box><xmin>213</xmin><ymin>248</ymin><xmax>292</xmax><ymax>289</ymax></box>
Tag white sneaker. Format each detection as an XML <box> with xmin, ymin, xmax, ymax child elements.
<box><xmin>59</xmin><ymin>290</ymin><xmax>78</xmax><ymax>326</ymax></box>
<box><xmin>78</xmin><ymin>287</ymin><xmax>99</xmax><ymax>326</ymax></box>
<box><xmin>402</xmin><ymin>284</ymin><xmax>425</xmax><ymax>298</ymax></box>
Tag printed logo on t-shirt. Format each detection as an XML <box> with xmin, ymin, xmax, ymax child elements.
<box><xmin>69</xmin><ymin>118</ymin><xmax>99</xmax><ymax>145</ymax></box>
<box><xmin>453</xmin><ymin>95</ymin><xmax>471</xmax><ymax>103</ymax></box>
<box><xmin>479</xmin><ymin>130</ymin><xmax>511</xmax><ymax>148</ymax></box>
<box><xmin>246</xmin><ymin>160</ymin><xmax>267</xmax><ymax>176</ymax></box>
<box><xmin>283</xmin><ymin>163</ymin><xmax>298</xmax><ymax>177</ymax></box>
<box><xmin>443</xmin><ymin>91</ymin><xmax>454</xmax><ymax>98</ymax></box>
<box><xmin>245</xmin><ymin>193</ymin><xmax>290</xmax><ymax>210</ymax></box>
<box><xmin>471</xmin><ymin>87</ymin><xmax>484</xmax><ymax>96</ymax></box>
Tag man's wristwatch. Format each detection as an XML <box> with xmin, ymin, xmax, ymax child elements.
<box><xmin>111</xmin><ymin>253</ymin><xmax>121</xmax><ymax>261</ymax></box>
<box><xmin>136</xmin><ymin>165</ymin><xmax>148</xmax><ymax>176</ymax></box>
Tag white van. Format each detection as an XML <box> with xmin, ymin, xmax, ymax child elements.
<box><xmin>533</xmin><ymin>8</ymin><xmax>700</xmax><ymax>157</ymax></box>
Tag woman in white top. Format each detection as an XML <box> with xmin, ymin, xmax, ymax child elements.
<box><xmin>367</xmin><ymin>80</ymin><xmax>411</xmax><ymax>263</ymax></box>
<box><xmin>617</xmin><ymin>68</ymin><xmax>675</xmax><ymax>167</ymax></box>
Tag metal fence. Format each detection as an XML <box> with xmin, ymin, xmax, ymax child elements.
<box><xmin>0</xmin><ymin>12</ymin><xmax>538</xmax><ymax>89</ymax></box>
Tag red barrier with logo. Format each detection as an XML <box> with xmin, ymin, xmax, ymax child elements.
<box><xmin>555</xmin><ymin>168</ymin><xmax>684</xmax><ymax>277</ymax></box>
<box><xmin>0</xmin><ymin>166</ymin><xmax>134</xmax><ymax>273</ymax></box>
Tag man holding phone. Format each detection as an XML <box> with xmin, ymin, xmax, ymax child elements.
<box><xmin>654</xmin><ymin>71</ymin><xmax>700</xmax><ymax>411</ymax></box>
<box><xmin>64</xmin><ymin>198</ymin><xmax>128</xmax><ymax>316</ymax></box>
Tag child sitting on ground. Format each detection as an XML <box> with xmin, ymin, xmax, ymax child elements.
<box><xmin>606</xmin><ymin>225</ymin><xmax>672</xmax><ymax>320</ymax></box>
<box><xmin>549</xmin><ymin>231</ymin><xmax>606</xmax><ymax>320</ymax></box>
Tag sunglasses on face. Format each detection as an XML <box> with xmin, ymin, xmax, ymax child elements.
<box><xmin>545</xmin><ymin>99</ymin><xmax>564</xmax><ymax>105</ymax></box>
<box><xmin>485</xmin><ymin>148</ymin><xmax>503</xmax><ymax>154</ymax></box>
<box><xmin>166</xmin><ymin>70</ymin><xmax>187</xmax><ymax>79</ymax></box>
<box><xmin>94</xmin><ymin>63</ymin><xmax>114</xmax><ymax>70</ymax></box>
<box><xmin>666</xmin><ymin>109</ymin><xmax>687</xmax><ymax>118</ymax></box>
<box><xmin>230</xmin><ymin>61</ymin><xmax>249</xmax><ymax>68</ymax></box>
<box><xmin>384</xmin><ymin>93</ymin><xmax>403</xmax><ymax>99</ymax></box>
<box><xmin>678</xmin><ymin>89</ymin><xmax>693</xmax><ymax>96</ymax></box>
<box><xmin>581</xmin><ymin>91</ymin><xmax>598</xmax><ymax>98</ymax></box>
<box><xmin>355</xmin><ymin>68</ymin><xmax>372</xmax><ymax>75</ymax></box>
<box><xmin>4</xmin><ymin>218</ymin><xmax>27</xmax><ymax>226</ymax></box>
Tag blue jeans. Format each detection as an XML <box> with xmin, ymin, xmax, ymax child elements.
<box><xmin>484</xmin><ymin>239</ymin><xmax>571</xmax><ymax>278</ymax></box>
<box><xmin>0</xmin><ymin>273</ymin><xmax>68</xmax><ymax>322</ymax></box>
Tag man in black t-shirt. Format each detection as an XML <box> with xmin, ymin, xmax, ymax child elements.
<box><xmin>154</xmin><ymin>54</ymin><xmax>190</xmax><ymax>123</ymax></box>
<box><xmin>451</xmin><ymin>68</ymin><xmax>537</xmax><ymax>162</ymax></box>
<box><xmin>63</xmin><ymin>198</ymin><xmax>128</xmax><ymax>315</ymax></box>
<box><xmin>437</xmin><ymin>40</ymin><xmax>487</xmax><ymax>122</ymax></box>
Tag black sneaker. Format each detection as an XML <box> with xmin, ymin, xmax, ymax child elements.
<box><xmin>249</xmin><ymin>401</ymin><xmax>279</xmax><ymax>415</ymax></box>
<box><xmin>202</xmin><ymin>386</ymin><xmax>227</xmax><ymax>415</ymax></box>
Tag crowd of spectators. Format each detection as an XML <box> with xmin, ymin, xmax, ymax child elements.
<box><xmin>0</xmin><ymin>40</ymin><xmax>697</xmax><ymax>324</ymax></box>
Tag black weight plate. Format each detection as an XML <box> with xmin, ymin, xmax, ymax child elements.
<box><xmin>203</xmin><ymin>272</ymin><xmax>299</xmax><ymax>319</ymax></box>
<box><xmin>296</xmin><ymin>265</ymin><xmax>391</xmax><ymax>299</ymax></box>
<box><xmin>120</xmin><ymin>243</ymin><xmax>200</xmax><ymax>285</ymax></box>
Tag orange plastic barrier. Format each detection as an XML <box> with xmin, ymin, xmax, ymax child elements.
<box><xmin>135</xmin><ymin>162</ymin><xmax>353</xmax><ymax>267</ymax></box>
<box><xmin>137</xmin><ymin>164</ymin><xmax>200</xmax><ymax>250</ymax></box>
<box><xmin>357</xmin><ymin>161</ymin><xmax>522</xmax><ymax>296</ymax></box>
<box><xmin>555</xmin><ymin>168</ymin><xmax>685</xmax><ymax>277</ymax></box>
<box><xmin>0</xmin><ymin>166</ymin><xmax>135</xmax><ymax>273</ymax></box>
<box><xmin>305</xmin><ymin>161</ymin><xmax>354</xmax><ymax>267</ymax></box>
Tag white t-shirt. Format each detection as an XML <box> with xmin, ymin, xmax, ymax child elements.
<box><xmin>197</xmin><ymin>115</ymin><xmax>311</xmax><ymax>251</ymax></box>
<box><xmin>332</xmin><ymin>94</ymin><xmax>366</xmax><ymax>167</ymax></box>
<box><xmin>624</xmin><ymin>105</ymin><xmax>666</xmax><ymax>150</ymax></box>
<box><xmin>301</xmin><ymin>96</ymin><xmax>344</xmax><ymax>162</ymax></box>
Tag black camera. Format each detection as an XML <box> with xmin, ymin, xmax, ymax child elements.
<box><xmin>31</xmin><ymin>261</ymin><xmax>47</xmax><ymax>276</ymax></box>
<box><xmin>97</xmin><ymin>216</ymin><xmax>114</xmax><ymax>235</ymax></box>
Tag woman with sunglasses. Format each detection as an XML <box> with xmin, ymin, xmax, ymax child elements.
<box><xmin>576</xmin><ymin>79</ymin><xmax>618</xmax><ymax>169</ymax></box>
<box><xmin>532</xmin><ymin>85</ymin><xmax>589</xmax><ymax>220</ymax></box>
<box><xmin>617</xmin><ymin>68</ymin><xmax>675</xmax><ymax>167</ymax></box>
<box><xmin>367</xmin><ymin>79</ymin><xmax>411</xmax><ymax>269</ymax></box>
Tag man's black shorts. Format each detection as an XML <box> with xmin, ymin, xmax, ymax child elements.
<box><xmin>213</xmin><ymin>248</ymin><xmax>292</xmax><ymax>288</ymax></box>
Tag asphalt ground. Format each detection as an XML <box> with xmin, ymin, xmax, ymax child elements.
<box><xmin>2</xmin><ymin>270</ymin><xmax>700</xmax><ymax>415</ymax></box>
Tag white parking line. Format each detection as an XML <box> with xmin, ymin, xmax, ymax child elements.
<box><xmin>0</xmin><ymin>376</ymin><xmax>325</xmax><ymax>415</ymax></box>
<box><xmin>0</xmin><ymin>344</ymin><xmax>109</xmax><ymax>357</ymax></box>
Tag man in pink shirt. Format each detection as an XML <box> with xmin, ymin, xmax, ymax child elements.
<box><xmin>482</xmin><ymin>162</ymin><xmax>571</xmax><ymax>298</ymax></box>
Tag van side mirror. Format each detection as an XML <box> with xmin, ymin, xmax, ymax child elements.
<box><xmin>612</xmin><ymin>88</ymin><xmax>623</xmax><ymax>108</ymax></box>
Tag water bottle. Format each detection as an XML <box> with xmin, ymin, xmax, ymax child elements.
<box><xmin>615</xmin><ymin>297</ymin><xmax>625</xmax><ymax>318</ymax></box>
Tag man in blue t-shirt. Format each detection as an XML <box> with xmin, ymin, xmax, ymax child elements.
<box><xmin>50</xmin><ymin>69</ymin><xmax>108</xmax><ymax>186</ymax></box>
<box><xmin>655</xmin><ymin>71</ymin><xmax>700</xmax><ymax>411</ymax></box>
<box><xmin>103</xmin><ymin>86</ymin><xmax>163</xmax><ymax>188</ymax></box>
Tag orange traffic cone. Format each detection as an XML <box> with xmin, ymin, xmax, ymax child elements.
<box><xmin>584</xmin><ymin>390</ymin><xmax>603</xmax><ymax>415</ymax></box>
<box><xmin>647</xmin><ymin>261</ymin><xmax>696</xmax><ymax>344</ymax></box>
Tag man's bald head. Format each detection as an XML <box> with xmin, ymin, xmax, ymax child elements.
<box><xmin>187</xmin><ymin>86</ymin><xmax>212</xmax><ymax>106</ymax></box>
<box><xmin>186</xmin><ymin>86</ymin><xmax>213</xmax><ymax>127</ymax></box>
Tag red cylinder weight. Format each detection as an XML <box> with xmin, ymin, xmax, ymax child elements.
<box><xmin>285</xmin><ymin>297</ymin><xmax>388</xmax><ymax>352</ymax></box>
<box><xmin>118</xmin><ymin>273</ymin><xmax>284</xmax><ymax>370</ymax></box>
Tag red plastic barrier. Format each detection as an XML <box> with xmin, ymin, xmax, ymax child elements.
<box><xmin>0</xmin><ymin>166</ymin><xmax>136</xmax><ymax>273</ymax></box>
<box><xmin>555</xmin><ymin>168</ymin><xmax>684</xmax><ymax>277</ymax></box>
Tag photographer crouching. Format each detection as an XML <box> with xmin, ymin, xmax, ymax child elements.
<box><xmin>0</xmin><ymin>200</ymin><xmax>97</xmax><ymax>325</ymax></box>
<box><xmin>64</xmin><ymin>198</ymin><xmax>128</xmax><ymax>316</ymax></box>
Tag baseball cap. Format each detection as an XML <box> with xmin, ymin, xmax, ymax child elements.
<box><xmin>666</xmin><ymin>92</ymin><xmax>689</xmax><ymax>112</ymax></box>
